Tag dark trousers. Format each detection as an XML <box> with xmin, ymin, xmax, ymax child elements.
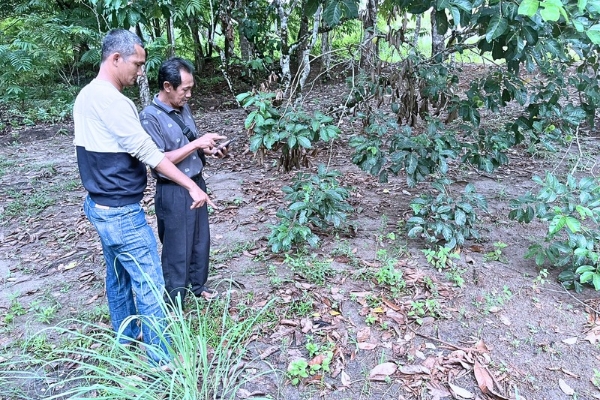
<box><xmin>155</xmin><ymin>176</ymin><xmax>210</xmax><ymax>305</ymax></box>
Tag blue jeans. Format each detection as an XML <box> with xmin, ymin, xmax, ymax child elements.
<box><xmin>83</xmin><ymin>195</ymin><xmax>171</xmax><ymax>365</ymax></box>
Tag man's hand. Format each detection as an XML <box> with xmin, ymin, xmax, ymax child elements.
<box><xmin>188</xmin><ymin>184</ymin><xmax>216</xmax><ymax>209</ymax></box>
<box><xmin>193</xmin><ymin>133</ymin><xmax>226</xmax><ymax>152</ymax></box>
<box><xmin>209</xmin><ymin>145</ymin><xmax>229</xmax><ymax>158</ymax></box>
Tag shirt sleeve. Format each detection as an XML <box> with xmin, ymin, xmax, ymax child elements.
<box><xmin>140</xmin><ymin>109</ymin><xmax>168</xmax><ymax>152</ymax></box>
<box><xmin>100</xmin><ymin>97</ymin><xmax>165</xmax><ymax>168</ymax></box>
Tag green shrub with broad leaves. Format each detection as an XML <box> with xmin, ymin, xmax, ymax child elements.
<box><xmin>236</xmin><ymin>91</ymin><xmax>340</xmax><ymax>172</ymax></box>
<box><xmin>407</xmin><ymin>178</ymin><xmax>488</xmax><ymax>249</ymax></box>
<box><xmin>268</xmin><ymin>164</ymin><xmax>354</xmax><ymax>252</ymax></box>
<box><xmin>509</xmin><ymin>173</ymin><xmax>600</xmax><ymax>291</ymax></box>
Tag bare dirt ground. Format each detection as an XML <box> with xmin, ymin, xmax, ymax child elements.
<box><xmin>1</xmin><ymin>71</ymin><xmax>600</xmax><ymax>400</ymax></box>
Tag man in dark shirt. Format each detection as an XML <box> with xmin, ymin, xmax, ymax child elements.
<box><xmin>140</xmin><ymin>57</ymin><xmax>227</xmax><ymax>306</ymax></box>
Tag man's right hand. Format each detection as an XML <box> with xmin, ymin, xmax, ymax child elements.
<box><xmin>189</xmin><ymin>184</ymin><xmax>216</xmax><ymax>209</ymax></box>
<box><xmin>194</xmin><ymin>133</ymin><xmax>227</xmax><ymax>152</ymax></box>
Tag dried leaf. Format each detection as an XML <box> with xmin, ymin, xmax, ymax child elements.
<box><xmin>369</xmin><ymin>362</ymin><xmax>397</xmax><ymax>380</ymax></box>
<box><xmin>309</xmin><ymin>354</ymin><xmax>325</xmax><ymax>366</ymax></box>
<box><xmin>356</xmin><ymin>327</ymin><xmax>371</xmax><ymax>342</ymax></box>
<box><xmin>63</xmin><ymin>261</ymin><xmax>77</xmax><ymax>271</ymax></box>
<box><xmin>562</xmin><ymin>337</ymin><xmax>577</xmax><ymax>345</ymax></box>
<box><xmin>259</xmin><ymin>346</ymin><xmax>278</xmax><ymax>360</ymax></box>
<box><xmin>474</xmin><ymin>361</ymin><xmax>494</xmax><ymax>393</ymax></box>
<box><xmin>585</xmin><ymin>330</ymin><xmax>600</xmax><ymax>344</ymax></box>
<box><xmin>398</xmin><ymin>365</ymin><xmax>430</xmax><ymax>375</ymax></box>
<box><xmin>499</xmin><ymin>315</ymin><xmax>511</xmax><ymax>326</ymax></box>
<box><xmin>341</xmin><ymin>370</ymin><xmax>351</xmax><ymax>386</ymax></box>
<box><xmin>357</xmin><ymin>342</ymin><xmax>377</xmax><ymax>350</ymax></box>
<box><xmin>558</xmin><ymin>379</ymin><xmax>575</xmax><ymax>395</ymax></box>
<box><xmin>448</xmin><ymin>382</ymin><xmax>474</xmax><ymax>398</ymax></box>
<box><xmin>386</xmin><ymin>309</ymin><xmax>406</xmax><ymax>325</ymax></box>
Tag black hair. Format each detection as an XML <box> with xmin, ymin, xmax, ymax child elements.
<box><xmin>101</xmin><ymin>29</ymin><xmax>143</xmax><ymax>62</ymax></box>
<box><xmin>157</xmin><ymin>57</ymin><xmax>194</xmax><ymax>90</ymax></box>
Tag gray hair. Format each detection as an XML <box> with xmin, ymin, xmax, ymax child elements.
<box><xmin>101</xmin><ymin>29</ymin><xmax>144</xmax><ymax>62</ymax></box>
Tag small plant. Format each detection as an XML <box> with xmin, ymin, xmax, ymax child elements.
<box><xmin>287</xmin><ymin>359</ymin><xmax>310</xmax><ymax>385</ymax></box>
<box><xmin>9</xmin><ymin>295</ymin><xmax>27</xmax><ymax>316</ymax></box>
<box><xmin>446</xmin><ymin>266</ymin><xmax>466</xmax><ymax>287</ymax></box>
<box><xmin>268</xmin><ymin>165</ymin><xmax>353</xmax><ymax>253</ymax></box>
<box><xmin>374</xmin><ymin>250</ymin><xmax>405</xmax><ymax>291</ymax></box>
<box><xmin>408</xmin><ymin>299</ymin><xmax>442</xmax><ymax>324</ymax></box>
<box><xmin>484</xmin><ymin>241</ymin><xmax>508</xmax><ymax>263</ymax></box>
<box><xmin>533</xmin><ymin>269</ymin><xmax>549</xmax><ymax>288</ymax></box>
<box><xmin>422</xmin><ymin>245</ymin><xmax>460</xmax><ymax>271</ymax></box>
<box><xmin>365</xmin><ymin>314</ymin><xmax>377</xmax><ymax>325</ymax></box>
<box><xmin>287</xmin><ymin>338</ymin><xmax>334</xmax><ymax>386</ymax></box>
<box><xmin>283</xmin><ymin>252</ymin><xmax>335</xmax><ymax>285</ymax></box>
<box><xmin>407</xmin><ymin>178</ymin><xmax>488</xmax><ymax>249</ymax></box>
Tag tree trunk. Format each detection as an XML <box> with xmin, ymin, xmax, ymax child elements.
<box><xmin>166</xmin><ymin>14</ymin><xmax>176</xmax><ymax>57</ymax></box>
<box><xmin>413</xmin><ymin>14</ymin><xmax>421</xmax><ymax>50</ymax></box>
<box><xmin>274</xmin><ymin>0</ymin><xmax>292</xmax><ymax>96</ymax></box>
<box><xmin>298</xmin><ymin>5</ymin><xmax>322</xmax><ymax>94</ymax></box>
<box><xmin>152</xmin><ymin>20</ymin><xmax>161</xmax><ymax>40</ymax></box>
<box><xmin>431</xmin><ymin>9</ymin><xmax>446</xmax><ymax>61</ymax></box>
<box><xmin>293</xmin><ymin>1</ymin><xmax>309</xmax><ymax>72</ymax></box>
<box><xmin>320</xmin><ymin>31</ymin><xmax>331</xmax><ymax>82</ymax></box>
<box><xmin>189</xmin><ymin>18</ymin><xmax>205</xmax><ymax>74</ymax></box>
<box><xmin>360</xmin><ymin>0</ymin><xmax>378</xmax><ymax>69</ymax></box>
<box><xmin>131</xmin><ymin>25</ymin><xmax>151</xmax><ymax>106</ymax></box>
<box><xmin>220</xmin><ymin>0</ymin><xmax>235</xmax><ymax>61</ymax></box>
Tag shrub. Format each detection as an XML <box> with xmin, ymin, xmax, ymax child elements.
<box><xmin>407</xmin><ymin>178</ymin><xmax>488</xmax><ymax>249</ymax></box>
<box><xmin>236</xmin><ymin>91</ymin><xmax>340</xmax><ymax>172</ymax></box>
<box><xmin>509</xmin><ymin>173</ymin><xmax>600</xmax><ymax>291</ymax></box>
<box><xmin>268</xmin><ymin>165</ymin><xmax>353</xmax><ymax>252</ymax></box>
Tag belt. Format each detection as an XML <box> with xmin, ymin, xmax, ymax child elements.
<box><xmin>155</xmin><ymin>174</ymin><xmax>202</xmax><ymax>185</ymax></box>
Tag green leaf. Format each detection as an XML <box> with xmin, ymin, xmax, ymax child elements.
<box><xmin>586</xmin><ymin>24</ymin><xmax>600</xmax><ymax>44</ymax></box>
<box><xmin>249</xmin><ymin>135</ymin><xmax>264</xmax><ymax>152</ymax></box>
<box><xmin>485</xmin><ymin>15</ymin><xmax>508</xmax><ymax>42</ymax></box>
<box><xmin>294</xmin><ymin>136</ymin><xmax>310</xmax><ymax>148</ymax></box>
<box><xmin>518</xmin><ymin>0</ymin><xmax>539</xmax><ymax>16</ymax></box>
<box><xmin>304</xmin><ymin>0</ymin><xmax>319</xmax><ymax>16</ymax></box>
<box><xmin>549</xmin><ymin>215</ymin><xmax>566</xmax><ymax>235</ymax></box>
<box><xmin>593</xmin><ymin>273</ymin><xmax>600</xmax><ymax>290</ymax></box>
<box><xmin>455</xmin><ymin>209</ymin><xmax>467</xmax><ymax>226</ymax></box>
<box><xmin>323</xmin><ymin>2</ymin><xmax>342</xmax><ymax>26</ymax></box>
<box><xmin>539</xmin><ymin>3</ymin><xmax>560</xmax><ymax>21</ymax></box>
<box><xmin>564</xmin><ymin>216</ymin><xmax>581</xmax><ymax>233</ymax></box>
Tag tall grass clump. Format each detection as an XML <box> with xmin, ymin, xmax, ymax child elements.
<box><xmin>1</xmin><ymin>285</ymin><xmax>275</xmax><ymax>400</ymax></box>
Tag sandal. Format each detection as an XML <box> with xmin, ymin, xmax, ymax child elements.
<box><xmin>197</xmin><ymin>286</ymin><xmax>219</xmax><ymax>301</ymax></box>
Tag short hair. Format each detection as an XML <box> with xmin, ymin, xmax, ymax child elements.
<box><xmin>101</xmin><ymin>29</ymin><xmax>144</xmax><ymax>62</ymax></box>
<box><xmin>157</xmin><ymin>57</ymin><xmax>194</xmax><ymax>90</ymax></box>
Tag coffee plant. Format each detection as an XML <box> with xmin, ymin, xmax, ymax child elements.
<box><xmin>509</xmin><ymin>173</ymin><xmax>600</xmax><ymax>291</ymax></box>
<box><xmin>407</xmin><ymin>178</ymin><xmax>488</xmax><ymax>249</ymax></box>
<box><xmin>236</xmin><ymin>91</ymin><xmax>340</xmax><ymax>172</ymax></box>
<box><xmin>268</xmin><ymin>164</ymin><xmax>353</xmax><ymax>253</ymax></box>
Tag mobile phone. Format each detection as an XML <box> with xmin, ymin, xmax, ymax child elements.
<box><xmin>218</xmin><ymin>137</ymin><xmax>236</xmax><ymax>150</ymax></box>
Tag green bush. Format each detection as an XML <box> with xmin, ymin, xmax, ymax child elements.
<box><xmin>407</xmin><ymin>178</ymin><xmax>488</xmax><ymax>249</ymax></box>
<box><xmin>236</xmin><ymin>91</ymin><xmax>340</xmax><ymax>172</ymax></box>
<box><xmin>268</xmin><ymin>164</ymin><xmax>354</xmax><ymax>252</ymax></box>
<box><xmin>509</xmin><ymin>173</ymin><xmax>600</xmax><ymax>291</ymax></box>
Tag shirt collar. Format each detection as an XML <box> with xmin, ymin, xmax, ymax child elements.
<box><xmin>152</xmin><ymin>94</ymin><xmax>179</xmax><ymax>114</ymax></box>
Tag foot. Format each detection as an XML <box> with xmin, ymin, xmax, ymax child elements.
<box><xmin>196</xmin><ymin>286</ymin><xmax>219</xmax><ymax>301</ymax></box>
